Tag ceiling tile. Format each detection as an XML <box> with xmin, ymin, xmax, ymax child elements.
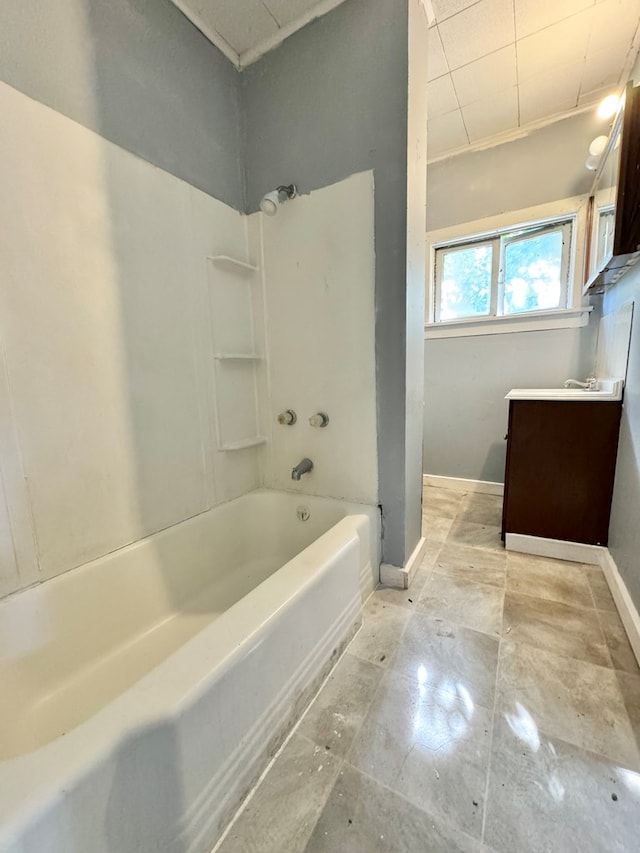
<box><xmin>518</xmin><ymin>61</ymin><xmax>583</xmax><ymax>123</ymax></box>
<box><xmin>428</xmin><ymin>109</ymin><xmax>469</xmax><ymax>156</ymax></box>
<box><xmin>428</xmin><ymin>26</ymin><xmax>450</xmax><ymax>81</ymax></box>
<box><xmin>581</xmin><ymin>47</ymin><xmax>625</xmax><ymax>93</ymax></box>
<box><xmin>517</xmin><ymin>10</ymin><xmax>592</xmax><ymax>80</ymax></box>
<box><xmin>514</xmin><ymin>0</ymin><xmax>594</xmax><ymax>39</ymax></box>
<box><xmin>428</xmin><ymin>74</ymin><xmax>460</xmax><ymax>117</ymax></box>
<box><xmin>451</xmin><ymin>45</ymin><xmax>517</xmax><ymax>105</ymax></box>
<box><xmin>588</xmin><ymin>0</ymin><xmax>640</xmax><ymax>54</ymax></box>
<box><xmin>461</xmin><ymin>86</ymin><xmax>519</xmax><ymax>141</ymax></box>
<box><xmin>432</xmin><ymin>0</ymin><xmax>483</xmax><ymax>22</ymax></box>
<box><xmin>192</xmin><ymin>0</ymin><xmax>279</xmax><ymax>54</ymax></box>
<box><xmin>438</xmin><ymin>0</ymin><xmax>516</xmax><ymax>70</ymax></box>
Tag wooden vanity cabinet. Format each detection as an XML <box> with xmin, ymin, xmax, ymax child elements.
<box><xmin>501</xmin><ymin>400</ymin><xmax>622</xmax><ymax>546</ymax></box>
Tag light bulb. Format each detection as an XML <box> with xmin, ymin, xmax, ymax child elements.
<box><xmin>588</xmin><ymin>135</ymin><xmax>608</xmax><ymax>157</ymax></box>
<box><xmin>585</xmin><ymin>154</ymin><xmax>600</xmax><ymax>171</ymax></box>
<box><xmin>597</xmin><ymin>94</ymin><xmax>619</xmax><ymax>120</ymax></box>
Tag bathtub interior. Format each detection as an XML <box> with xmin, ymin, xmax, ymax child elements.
<box><xmin>0</xmin><ymin>489</ymin><xmax>378</xmax><ymax>760</ymax></box>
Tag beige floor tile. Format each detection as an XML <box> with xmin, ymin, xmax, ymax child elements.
<box><xmin>217</xmin><ymin>733</ymin><xmax>340</xmax><ymax>853</ymax></box>
<box><xmin>498</xmin><ymin>640</ymin><xmax>640</xmax><ymax>769</ymax></box>
<box><xmin>422</xmin><ymin>540</ymin><xmax>445</xmax><ymax>563</ymax></box>
<box><xmin>502</xmin><ymin>591</ymin><xmax>611</xmax><ymax>667</ymax></box>
<box><xmin>434</xmin><ymin>543</ymin><xmax>507</xmax><ymax>588</ymax></box>
<box><xmin>458</xmin><ymin>493</ymin><xmax>503</xmax><ymax>527</ymax></box>
<box><xmin>347</xmin><ymin>668</ymin><xmax>492</xmax><ymax>839</ymax></box>
<box><xmin>419</xmin><ymin>573</ymin><xmax>504</xmax><ymax>637</ymax></box>
<box><xmin>447</xmin><ymin>520</ymin><xmax>504</xmax><ymax>553</ymax></box>
<box><xmin>423</xmin><ymin>515</ymin><xmax>454</xmax><ymax>543</ymax></box>
<box><xmin>348</xmin><ymin>598</ymin><xmax>411</xmax><ymax>668</ymax></box>
<box><xmin>585</xmin><ymin>566</ymin><xmax>618</xmax><ymax>612</ymax></box>
<box><xmin>485</xmin><ymin>715</ymin><xmax>640</xmax><ymax>853</ymax></box>
<box><xmin>598</xmin><ymin>610</ymin><xmax>640</xmax><ymax>675</ymax></box>
<box><xmin>616</xmin><ymin>671</ymin><xmax>640</xmax><ymax>754</ymax></box>
<box><xmin>374</xmin><ymin>583</ymin><xmax>422</xmax><ymax>611</ymax></box>
<box><xmin>390</xmin><ymin>612</ymin><xmax>500</xmax><ymax>709</ymax></box>
<box><xmin>307</xmin><ymin>764</ymin><xmax>486</xmax><ymax>852</ymax></box>
<box><xmin>422</xmin><ymin>486</ymin><xmax>464</xmax><ymax>519</ymax></box>
<box><xmin>506</xmin><ymin>552</ymin><xmax>594</xmax><ymax>609</ymax></box>
<box><xmin>298</xmin><ymin>652</ymin><xmax>383</xmax><ymax>758</ymax></box>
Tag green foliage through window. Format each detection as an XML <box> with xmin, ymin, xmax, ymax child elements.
<box><xmin>441</xmin><ymin>245</ymin><xmax>492</xmax><ymax>320</ymax></box>
<box><xmin>503</xmin><ymin>231</ymin><xmax>563</xmax><ymax>315</ymax></box>
<box><xmin>434</xmin><ymin>218</ymin><xmax>573</xmax><ymax>323</ymax></box>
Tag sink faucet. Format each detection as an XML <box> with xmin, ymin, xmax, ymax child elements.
<box><xmin>291</xmin><ymin>458</ymin><xmax>313</xmax><ymax>481</ymax></box>
<box><xmin>564</xmin><ymin>377</ymin><xmax>598</xmax><ymax>390</ymax></box>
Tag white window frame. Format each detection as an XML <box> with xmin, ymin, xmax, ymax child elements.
<box><xmin>425</xmin><ymin>197</ymin><xmax>593</xmax><ymax>339</ymax></box>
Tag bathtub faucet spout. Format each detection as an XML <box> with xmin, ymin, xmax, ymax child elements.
<box><xmin>291</xmin><ymin>458</ymin><xmax>314</xmax><ymax>481</ymax></box>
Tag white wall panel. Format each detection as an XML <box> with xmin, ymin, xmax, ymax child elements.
<box><xmin>259</xmin><ymin>172</ymin><xmax>378</xmax><ymax>504</ymax></box>
<box><xmin>0</xmin><ymin>82</ymin><xmax>259</xmax><ymax>595</ymax></box>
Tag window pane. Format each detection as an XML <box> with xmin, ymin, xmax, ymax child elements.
<box><xmin>503</xmin><ymin>230</ymin><xmax>564</xmax><ymax>315</ymax></box>
<box><xmin>596</xmin><ymin>208</ymin><xmax>615</xmax><ymax>269</ymax></box>
<box><xmin>440</xmin><ymin>244</ymin><xmax>492</xmax><ymax>320</ymax></box>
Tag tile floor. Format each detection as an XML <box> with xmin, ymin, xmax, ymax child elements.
<box><xmin>215</xmin><ymin>487</ymin><xmax>640</xmax><ymax>852</ymax></box>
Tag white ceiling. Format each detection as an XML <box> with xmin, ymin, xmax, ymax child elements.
<box><xmin>171</xmin><ymin>0</ymin><xmax>349</xmax><ymax>67</ymax></box>
<box><xmin>172</xmin><ymin>0</ymin><xmax>640</xmax><ymax>158</ymax></box>
<box><xmin>428</xmin><ymin>0</ymin><xmax>640</xmax><ymax>159</ymax></box>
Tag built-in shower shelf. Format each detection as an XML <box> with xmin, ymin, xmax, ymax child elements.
<box><xmin>208</xmin><ymin>251</ymin><xmax>266</xmax><ymax>453</ymax></box>
<box><xmin>213</xmin><ymin>352</ymin><xmax>263</xmax><ymax>361</ymax></box>
<box><xmin>208</xmin><ymin>255</ymin><xmax>259</xmax><ymax>273</ymax></box>
<box><xmin>220</xmin><ymin>436</ymin><xmax>268</xmax><ymax>451</ymax></box>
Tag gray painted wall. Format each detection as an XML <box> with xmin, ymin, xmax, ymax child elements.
<box><xmin>404</xmin><ymin>0</ymin><xmax>429</xmax><ymax>559</ymax></box>
<box><xmin>0</xmin><ymin>0</ymin><xmax>244</xmax><ymax>210</ymax></box>
<box><xmin>603</xmin><ymin>268</ymin><xmax>640</xmax><ymax>609</ymax></box>
<box><xmin>424</xmin><ymin>326</ymin><xmax>598</xmax><ymax>482</ymax></box>
<box><xmin>427</xmin><ymin>110</ymin><xmax>605</xmax><ymax>232</ymax></box>
<box><xmin>424</xmin><ymin>111</ymin><xmax>602</xmax><ymax>482</ymax></box>
<box><xmin>243</xmin><ymin>0</ymin><xmax>419</xmax><ymax>567</ymax></box>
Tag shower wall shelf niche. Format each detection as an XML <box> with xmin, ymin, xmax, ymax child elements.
<box><xmin>208</xmin><ymin>255</ymin><xmax>259</xmax><ymax>273</ymax></box>
<box><xmin>213</xmin><ymin>353</ymin><xmax>264</xmax><ymax>360</ymax></box>
<box><xmin>207</xmin><ymin>254</ymin><xmax>267</xmax><ymax>453</ymax></box>
<box><xmin>219</xmin><ymin>436</ymin><xmax>268</xmax><ymax>452</ymax></box>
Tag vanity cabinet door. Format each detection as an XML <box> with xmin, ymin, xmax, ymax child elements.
<box><xmin>502</xmin><ymin>400</ymin><xmax>622</xmax><ymax>546</ymax></box>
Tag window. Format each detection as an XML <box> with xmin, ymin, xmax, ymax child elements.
<box><xmin>433</xmin><ymin>218</ymin><xmax>574</xmax><ymax>324</ymax></box>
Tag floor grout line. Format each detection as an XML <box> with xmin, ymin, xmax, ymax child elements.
<box><xmin>480</xmin><ymin>605</ymin><xmax>506</xmax><ymax>844</ymax></box>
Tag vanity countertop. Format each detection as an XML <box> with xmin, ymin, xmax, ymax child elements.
<box><xmin>506</xmin><ymin>378</ymin><xmax>623</xmax><ymax>402</ymax></box>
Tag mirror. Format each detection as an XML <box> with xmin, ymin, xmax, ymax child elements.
<box><xmin>587</xmin><ymin>100</ymin><xmax>624</xmax><ymax>285</ymax></box>
<box><xmin>585</xmin><ymin>82</ymin><xmax>640</xmax><ymax>292</ymax></box>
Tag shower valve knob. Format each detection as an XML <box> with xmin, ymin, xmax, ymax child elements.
<box><xmin>277</xmin><ymin>409</ymin><xmax>297</xmax><ymax>426</ymax></box>
<box><xmin>309</xmin><ymin>412</ymin><xmax>330</xmax><ymax>428</ymax></box>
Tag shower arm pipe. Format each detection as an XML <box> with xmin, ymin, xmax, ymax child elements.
<box><xmin>276</xmin><ymin>184</ymin><xmax>297</xmax><ymax>200</ymax></box>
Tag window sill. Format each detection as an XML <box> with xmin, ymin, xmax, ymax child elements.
<box><xmin>424</xmin><ymin>306</ymin><xmax>593</xmax><ymax>340</ymax></box>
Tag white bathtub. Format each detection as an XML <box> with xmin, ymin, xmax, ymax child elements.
<box><xmin>0</xmin><ymin>489</ymin><xmax>379</xmax><ymax>853</ymax></box>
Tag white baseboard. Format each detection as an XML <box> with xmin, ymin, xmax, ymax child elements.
<box><xmin>505</xmin><ymin>533</ymin><xmax>604</xmax><ymax>565</ymax></box>
<box><xmin>423</xmin><ymin>474</ymin><xmax>504</xmax><ymax>497</ymax></box>
<box><xmin>380</xmin><ymin>537</ymin><xmax>428</xmax><ymax>590</ymax></box>
<box><xmin>599</xmin><ymin>549</ymin><xmax>640</xmax><ymax>667</ymax></box>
